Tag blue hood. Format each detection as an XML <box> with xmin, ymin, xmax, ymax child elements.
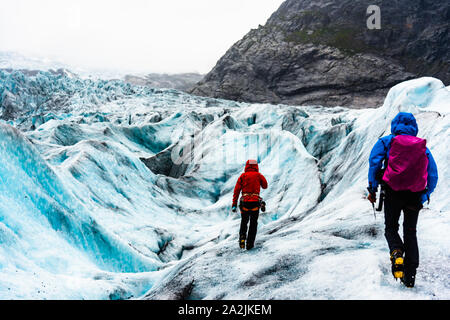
<box><xmin>391</xmin><ymin>112</ymin><xmax>418</xmax><ymax>136</ymax></box>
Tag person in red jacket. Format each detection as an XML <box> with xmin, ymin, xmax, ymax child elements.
<box><xmin>232</xmin><ymin>159</ymin><xmax>268</xmax><ymax>250</ymax></box>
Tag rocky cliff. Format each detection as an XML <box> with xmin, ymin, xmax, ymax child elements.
<box><xmin>191</xmin><ymin>0</ymin><xmax>450</xmax><ymax>108</ymax></box>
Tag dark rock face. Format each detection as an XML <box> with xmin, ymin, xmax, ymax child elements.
<box><xmin>191</xmin><ymin>0</ymin><xmax>450</xmax><ymax>108</ymax></box>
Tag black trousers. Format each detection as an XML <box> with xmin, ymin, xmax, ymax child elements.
<box><xmin>239</xmin><ymin>202</ymin><xmax>260</xmax><ymax>245</ymax></box>
<box><xmin>383</xmin><ymin>186</ymin><xmax>423</xmax><ymax>274</ymax></box>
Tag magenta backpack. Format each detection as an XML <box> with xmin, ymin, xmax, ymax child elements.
<box><xmin>382</xmin><ymin>135</ymin><xmax>429</xmax><ymax>192</ymax></box>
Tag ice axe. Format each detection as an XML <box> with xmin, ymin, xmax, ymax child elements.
<box><xmin>367</xmin><ymin>187</ymin><xmax>377</xmax><ymax>220</ymax></box>
<box><xmin>371</xmin><ymin>202</ymin><xmax>376</xmax><ymax>220</ymax></box>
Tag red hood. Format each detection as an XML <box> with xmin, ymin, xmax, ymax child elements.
<box><xmin>245</xmin><ymin>160</ymin><xmax>259</xmax><ymax>172</ymax></box>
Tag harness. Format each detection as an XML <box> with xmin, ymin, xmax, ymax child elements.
<box><xmin>240</xmin><ymin>205</ymin><xmax>259</xmax><ymax>212</ymax></box>
<box><xmin>241</xmin><ymin>207</ymin><xmax>259</xmax><ymax>212</ymax></box>
<box><xmin>240</xmin><ymin>193</ymin><xmax>262</xmax><ymax>212</ymax></box>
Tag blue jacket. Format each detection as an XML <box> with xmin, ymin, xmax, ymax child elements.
<box><xmin>368</xmin><ymin>112</ymin><xmax>438</xmax><ymax>203</ymax></box>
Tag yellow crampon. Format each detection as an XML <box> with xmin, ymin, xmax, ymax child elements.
<box><xmin>239</xmin><ymin>239</ymin><xmax>245</xmax><ymax>249</ymax></box>
<box><xmin>393</xmin><ymin>257</ymin><xmax>404</xmax><ymax>279</ymax></box>
<box><xmin>391</xmin><ymin>250</ymin><xmax>404</xmax><ymax>280</ymax></box>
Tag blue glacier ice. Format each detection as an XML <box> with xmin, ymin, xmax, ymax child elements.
<box><xmin>0</xmin><ymin>69</ymin><xmax>449</xmax><ymax>299</ymax></box>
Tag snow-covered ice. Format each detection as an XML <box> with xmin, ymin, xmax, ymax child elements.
<box><xmin>0</xmin><ymin>70</ymin><xmax>449</xmax><ymax>299</ymax></box>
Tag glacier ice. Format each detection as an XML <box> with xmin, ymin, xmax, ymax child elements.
<box><xmin>0</xmin><ymin>69</ymin><xmax>449</xmax><ymax>300</ymax></box>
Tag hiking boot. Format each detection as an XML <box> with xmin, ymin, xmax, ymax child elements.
<box><xmin>239</xmin><ymin>239</ymin><xmax>245</xmax><ymax>249</ymax></box>
<box><xmin>390</xmin><ymin>249</ymin><xmax>404</xmax><ymax>280</ymax></box>
<box><xmin>401</xmin><ymin>269</ymin><xmax>416</xmax><ymax>288</ymax></box>
<box><xmin>246</xmin><ymin>242</ymin><xmax>254</xmax><ymax>250</ymax></box>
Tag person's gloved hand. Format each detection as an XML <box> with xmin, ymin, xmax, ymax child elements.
<box><xmin>232</xmin><ymin>206</ymin><xmax>237</xmax><ymax>213</ymax></box>
<box><xmin>421</xmin><ymin>192</ymin><xmax>430</xmax><ymax>205</ymax></box>
<box><xmin>368</xmin><ymin>193</ymin><xmax>376</xmax><ymax>204</ymax></box>
<box><xmin>367</xmin><ymin>187</ymin><xmax>377</xmax><ymax>204</ymax></box>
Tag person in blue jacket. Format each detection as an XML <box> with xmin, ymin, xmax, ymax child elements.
<box><xmin>367</xmin><ymin>112</ymin><xmax>438</xmax><ymax>288</ymax></box>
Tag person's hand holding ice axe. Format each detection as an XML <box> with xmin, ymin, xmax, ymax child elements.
<box><xmin>367</xmin><ymin>186</ymin><xmax>377</xmax><ymax>204</ymax></box>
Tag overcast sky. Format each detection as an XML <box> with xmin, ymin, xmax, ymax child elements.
<box><xmin>0</xmin><ymin>0</ymin><xmax>285</xmax><ymax>74</ymax></box>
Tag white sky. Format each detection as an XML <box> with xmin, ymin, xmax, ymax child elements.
<box><xmin>0</xmin><ymin>0</ymin><xmax>285</xmax><ymax>74</ymax></box>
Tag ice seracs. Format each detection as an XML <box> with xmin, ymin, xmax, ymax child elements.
<box><xmin>0</xmin><ymin>69</ymin><xmax>449</xmax><ymax>299</ymax></box>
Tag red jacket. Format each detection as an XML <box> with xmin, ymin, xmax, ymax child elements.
<box><xmin>232</xmin><ymin>160</ymin><xmax>268</xmax><ymax>207</ymax></box>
